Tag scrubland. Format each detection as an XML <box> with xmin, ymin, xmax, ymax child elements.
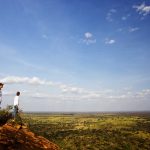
<box><xmin>22</xmin><ymin>112</ymin><xmax>150</xmax><ymax>150</ymax></box>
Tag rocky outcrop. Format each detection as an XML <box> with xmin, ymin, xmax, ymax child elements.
<box><xmin>0</xmin><ymin>123</ymin><xmax>60</xmax><ymax>150</ymax></box>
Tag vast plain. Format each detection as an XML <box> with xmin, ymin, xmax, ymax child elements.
<box><xmin>22</xmin><ymin>112</ymin><xmax>150</xmax><ymax>150</ymax></box>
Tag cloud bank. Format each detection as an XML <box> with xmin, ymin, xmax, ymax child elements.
<box><xmin>1</xmin><ymin>76</ymin><xmax>150</xmax><ymax>101</ymax></box>
<box><xmin>133</xmin><ymin>2</ymin><xmax>150</xmax><ymax>16</ymax></box>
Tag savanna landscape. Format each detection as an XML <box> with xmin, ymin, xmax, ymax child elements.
<box><xmin>22</xmin><ymin>112</ymin><xmax>150</xmax><ymax>150</ymax></box>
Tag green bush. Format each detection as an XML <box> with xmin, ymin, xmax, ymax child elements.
<box><xmin>0</xmin><ymin>105</ymin><xmax>13</xmax><ymax>126</ymax></box>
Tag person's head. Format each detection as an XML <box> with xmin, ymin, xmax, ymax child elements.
<box><xmin>0</xmin><ymin>83</ymin><xmax>4</xmax><ymax>89</ymax></box>
<box><xmin>16</xmin><ymin>91</ymin><xmax>20</xmax><ymax>96</ymax></box>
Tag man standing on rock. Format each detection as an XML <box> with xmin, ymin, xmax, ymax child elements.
<box><xmin>13</xmin><ymin>91</ymin><xmax>20</xmax><ymax>119</ymax></box>
<box><xmin>0</xmin><ymin>83</ymin><xmax>4</xmax><ymax>109</ymax></box>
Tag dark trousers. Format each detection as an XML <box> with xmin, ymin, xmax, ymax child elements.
<box><xmin>13</xmin><ymin>105</ymin><xmax>18</xmax><ymax>118</ymax></box>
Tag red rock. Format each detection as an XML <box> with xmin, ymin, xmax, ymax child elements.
<box><xmin>0</xmin><ymin>123</ymin><xmax>60</xmax><ymax>150</ymax></box>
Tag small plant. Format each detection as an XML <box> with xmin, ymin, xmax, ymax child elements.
<box><xmin>0</xmin><ymin>105</ymin><xmax>13</xmax><ymax>125</ymax></box>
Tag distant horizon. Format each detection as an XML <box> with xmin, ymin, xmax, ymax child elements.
<box><xmin>23</xmin><ymin>110</ymin><xmax>150</xmax><ymax>113</ymax></box>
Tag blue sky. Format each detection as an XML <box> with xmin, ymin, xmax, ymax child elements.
<box><xmin>0</xmin><ymin>0</ymin><xmax>150</xmax><ymax>111</ymax></box>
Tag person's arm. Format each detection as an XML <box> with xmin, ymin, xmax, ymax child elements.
<box><xmin>18</xmin><ymin>96</ymin><xmax>19</xmax><ymax>106</ymax></box>
<box><xmin>0</xmin><ymin>90</ymin><xmax>2</xmax><ymax>103</ymax></box>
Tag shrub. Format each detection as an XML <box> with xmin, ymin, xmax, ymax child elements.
<box><xmin>0</xmin><ymin>105</ymin><xmax>13</xmax><ymax>126</ymax></box>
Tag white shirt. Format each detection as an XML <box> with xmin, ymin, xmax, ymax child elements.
<box><xmin>14</xmin><ymin>96</ymin><xmax>19</xmax><ymax>106</ymax></box>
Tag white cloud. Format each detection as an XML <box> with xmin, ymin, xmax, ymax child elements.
<box><xmin>105</xmin><ymin>38</ymin><xmax>116</xmax><ymax>44</ymax></box>
<box><xmin>133</xmin><ymin>2</ymin><xmax>150</xmax><ymax>16</ymax></box>
<box><xmin>30</xmin><ymin>92</ymin><xmax>51</xmax><ymax>99</ymax></box>
<box><xmin>0</xmin><ymin>76</ymin><xmax>45</xmax><ymax>85</ymax></box>
<box><xmin>61</xmin><ymin>86</ymin><xmax>84</xmax><ymax>94</ymax></box>
<box><xmin>0</xmin><ymin>76</ymin><xmax>86</xmax><ymax>95</ymax></box>
<box><xmin>85</xmin><ymin>32</ymin><xmax>92</xmax><ymax>38</ymax></box>
<box><xmin>129</xmin><ymin>27</ymin><xmax>139</xmax><ymax>32</ymax></box>
<box><xmin>80</xmin><ymin>32</ymin><xmax>96</xmax><ymax>45</ymax></box>
<box><xmin>135</xmin><ymin>89</ymin><xmax>150</xmax><ymax>98</ymax></box>
<box><xmin>106</xmin><ymin>9</ymin><xmax>117</xmax><ymax>22</ymax></box>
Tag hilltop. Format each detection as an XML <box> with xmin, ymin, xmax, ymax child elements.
<box><xmin>0</xmin><ymin>123</ymin><xmax>60</xmax><ymax>150</ymax></box>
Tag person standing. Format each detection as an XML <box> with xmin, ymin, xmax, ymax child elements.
<box><xmin>0</xmin><ymin>83</ymin><xmax>4</xmax><ymax>109</ymax></box>
<box><xmin>13</xmin><ymin>91</ymin><xmax>20</xmax><ymax>119</ymax></box>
